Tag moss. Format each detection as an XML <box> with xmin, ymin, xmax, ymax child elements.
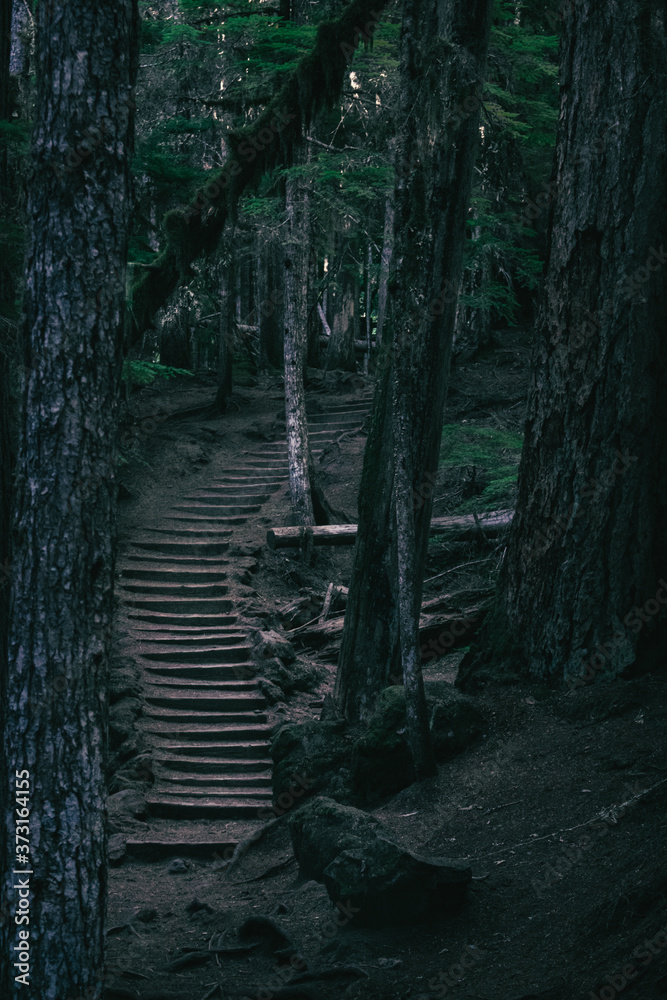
<box><xmin>439</xmin><ymin>423</ymin><xmax>523</xmax><ymax>514</ymax></box>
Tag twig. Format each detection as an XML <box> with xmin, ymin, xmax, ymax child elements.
<box><xmin>200</xmin><ymin>984</ymin><xmax>222</xmax><ymax>1000</ymax></box>
<box><xmin>462</xmin><ymin>777</ymin><xmax>667</xmax><ymax>861</ymax></box>
<box><xmin>424</xmin><ymin>555</ymin><xmax>494</xmax><ymax>584</ymax></box>
<box><xmin>483</xmin><ymin>798</ymin><xmax>522</xmax><ymax>816</ymax></box>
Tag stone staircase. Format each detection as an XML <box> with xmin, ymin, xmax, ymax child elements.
<box><xmin>115</xmin><ymin>392</ymin><xmax>373</xmax><ymax>834</ymax></box>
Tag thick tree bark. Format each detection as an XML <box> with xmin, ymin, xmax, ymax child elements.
<box><xmin>284</xmin><ymin>170</ymin><xmax>314</xmax><ymax>526</ymax></box>
<box><xmin>334</xmin><ymin>0</ymin><xmax>493</xmax><ymax>720</ymax></box>
<box><xmin>0</xmin><ymin>2</ymin><xmax>139</xmax><ymax>998</ymax></box>
<box><xmin>458</xmin><ymin>0</ymin><xmax>667</xmax><ymax>690</ymax></box>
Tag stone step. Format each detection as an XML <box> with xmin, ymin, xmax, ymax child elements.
<box><xmin>120</xmin><ymin>581</ymin><xmax>230</xmax><ymax>596</ymax></box>
<box><xmin>165</xmin><ymin>514</ymin><xmax>249</xmax><ymax>526</ymax></box>
<box><xmin>143</xmin><ymin>663</ymin><xmax>256</xmax><ymax>681</ymax></box>
<box><xmin>146</xmin><ymin>796</ymin><xmax>271</xmax><ymax>819</ymax></box>
<box><xmin>121</xmin><ymin>567</ymin><xmax>229</xmax><ymax>583</ymax></box>
<box><xmin>152</xmin><ymin>784</ymin><xmax>271</xmax><ymax>799</ymax></box>
<box><xmin>234</xmin><ymin>460</ymin><xmax>288</xmax><ymax>470</ymax></box>
<box><xmin>124</xmin><ymin>597</ymin><xmax>234</xmax><ymax>614</ymax></box>
<box><xmin>127</xmin><ymin>611</ymin><xmax>238</xmax><ymax>626</ymax></box>
<box><xmin>144</xmin><ymin>706</ymin><xmax>268</xmax><ymax>724</ymax></box>
<box><xmin>140</xmin><ymin>644</ymin><xmax>251</xmax><ymax>663</ymax></box>
<box><xmin>183</xmin><ymin>494</ymin><xmax>276</xmax><ymax>505</ymax></box>
<box><xmin>145</xmin><ymin>676</ymin><xmax>258</xmax><ymax>690</ymax></box>
<box><xmin>210</xmin><ymin>473</ymin><xmax>287</xmax><ymax>482</ymax></box>
<box><xmin>171</xmin><ymin>503</ymin><xmax>262</xmax><ymax>515</ymax></box>
<box><xmin>145</xmin><ymin>690</ymin><xmax>265</xmax><ymax>711</ymax></box>
<box><xmin>155</xmin><ymin>754</ymin><xmax>272</xmax><ymax>772</ymax></box>
<box><xmin>145</xmin><ymin>722</ymin><xmax>271</xmax><ymax>741</ymax></box>
<box><xmin>130</xmin><ymin>539</ymin><xmax>230</xmax><ymax>556</ymax></box>
<box><xmin>153</xmin><ymin>741</ymin><xmax>270</xmax><ymax>758</ymax></box>
<box><xmin>125</xmin><ymin>838</ymin><xmax>238</xmax><ymax>860</ymax></box>
<box><xmin>135</xmin><ymin>631</ymin><xmax>246</xmax><ymax>644</ymax></box>
<box><xmin>124</xmin><ymin>552</ymin><xmax>231</xmax><ymax>565</ymax></box>
<box><xmin>158</xmin><ymin>771</ymin><xmax>272</xmax><ymax>788</ymax></box>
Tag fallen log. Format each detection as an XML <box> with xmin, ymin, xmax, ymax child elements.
<box><xmin>267</xmin><ymin>509</ymin><xmax>513</xmax><ymax>549</ymax></box>
<box><xmin>291</xmin><ymin>599</ymin><xmax>492</xmax><ymax>660</ymax></box>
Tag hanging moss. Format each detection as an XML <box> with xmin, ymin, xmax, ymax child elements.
<box><xmin>128</xmin><ymin>0</ymin><xmax>391</xmax><ymax>344</ymax></box>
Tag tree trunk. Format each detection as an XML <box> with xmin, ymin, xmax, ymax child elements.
<box><xmin>214</xmin><ymin>254</ymin><xmax>233</xmax><ymax>413</ymax></box>
<box><xmin>393</xmin><ymin>351</ymin><xmax>436</xmax><ymax>778</ymax></box>
<box><xmin>326</xmin><ymin>264</ymin><xmax>357</xmax><ymax>371</ymax></box>
<box><xmin>334</xmin><ymin>0</ymin><xmax>493</xmax><ymax>721</ymax></box>
<box><xmin>458</xmin><ymin>0</ymin><xmax>667</xmax><ymax>691</ymax></box>
<box><xmin>259</xmin><ymin>235</ymin><xmax>284</xmax><ymax>370</ymax></box>
<box><xmin>364</xmin><ymin>242</ymin><xmax>372</xmax><ymax>373</ymax></box>
<box><xmin>284</xmin><ymin>169</ymin><xmax>314</xmax><ymax>526</ymax></box>
<box><xmin>0</xmin><ymin>2</ymin><xmax>138</xmax><ymax>998</ymax></box>
<box><xmin>374</xmin><ymin>189</ymin><xmax>394</xmax><ymax>350</ymax></box>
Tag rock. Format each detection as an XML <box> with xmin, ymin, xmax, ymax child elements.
<box><xmin>109</xmin><ymin>698</ymin><xmax>142</xmax><ymax>750</ymax></box>
<box><xmin>251</xmin><ymin>629</ymin><xmax>296</xmax><ymax>665</ymax></box>
<box><xmin>134</xmin><ymin>908</ymin><xmax>158</xmax><ymax>923</ymax></box>
<box><xmin>186</xmin><ymin>897</ymin><xmax>215</xmax><ymax>914</ymax></box>
<box><xmin>351</xmin><ymin>684</ymin><xmax>484</xmax><ymax>804</ymax></box>
<box><xmin>108</xmin><ymin>834</ymin><xmax>127</xmax><ymax>866</ymax></box>
<box><xmin>238</xmin><ymin>915</ymin><xmax>293</xmax><ymax>953</ymax></box>
<box><xmin>271</xmin><ymin>721</ymin><xmax>355</xmax><ymax>802</ymax></box>
<box><xmin>167</xmin><ymin>858</ymin><xmax>189</xmax><ymax>874</ymax></box>
<box><xmin>289</xmin><ymin>797</ymin><xmax>471</xmax><ymax>926</ymax></box>
<box><xmin>258</xmin><ymin>677</ymin><xmax>285</xmax><ymax>705</ymax></box>
<box><xmin>259</xmin><ymin>656</ymin><xmax>322</xmax><ymax>698</ymax></box>
<box><xmin>274</xmin><ymin>902</ymin><xmax>289</xmax><ymax>915</ymax></box>
<box><xmin>108</xmin><ymin>789</ymin><xmax>148</xmax><ymax>823</ymax></box>
<box><xmin>108</xmin><ymin>657</ymin><xmax>142</xmax><ymax>705</ymax></box>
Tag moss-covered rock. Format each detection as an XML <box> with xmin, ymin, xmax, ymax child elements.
<box><xmin>259</xmin><ymin>655</ymin><xmax>323</xmax><ymax>697</ymax></box>
<box><xmin>288</xmin><ymin>796</ymin><xmax>471</xmax><ymax>926</ymax></box>
<box><xmin>271</xmin><ymin>720</ymin><xmax>356</xmax><ymax>802</ymax></box>
<box><xmin>351</xmin><ymin>683</ymin><xmax>484</xmax><ymax>804</ymax></box>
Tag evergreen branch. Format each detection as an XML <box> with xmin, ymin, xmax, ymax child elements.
<box><xmin>128</xmin><ymin>0</ymin><xmax>390</xmax><ymax>341</ymax></box>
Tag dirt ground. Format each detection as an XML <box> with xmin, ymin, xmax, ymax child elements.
<box><xmin>106</xmin><ymin>335</ymin><xmax>667</xmax><ymax>1000</ymax></box>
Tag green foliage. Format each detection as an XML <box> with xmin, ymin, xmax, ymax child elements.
<box><xmin>121</xmin><ymin>360</ymin><xmax>194</xmax><ymax>385</ymax></box>
<box><xmin>439</xmin><ymin>424</ymin><xmax>523</xmax><ymax>514</ymax></box>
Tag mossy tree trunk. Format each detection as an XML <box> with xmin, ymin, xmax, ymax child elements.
<box><xmin>284</xmin><ymin>168</ymin><xmax>315</xmax><ymax>526</ymax></box>
<box><xmin>0</xmin><ymin>1</ymin><xmax>139</xmax><ymax>997</ymax></box>
<box><xmin>326</xmin><ymin>261</ymin><xmax>357</xmax><ymax>371</ymax></box>
<box><xmin>458</xmin><ymin>0</ymin><xmax>667</xmax><ymax>691</ymax></box>
<box><xmin>334</xmin><ymin>0</ymin><xmax>493</xmax><ymax>721</ymax></box>
<box><xmin>214</xmin><ymin>253</ymin><xmax>233</xmax><ymax>413</ymax></box>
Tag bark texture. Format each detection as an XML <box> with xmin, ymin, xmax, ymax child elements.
<box><xmin>1</xmin><ymin>2</ymin><xmax>139</xmax><ymax>998</ymax></box>
<box><xmin>284</xmin><ymin>170</ymin><xmax>315</xmax><ymax>526</ymax></box>
<box><xmin>459</xmin><ymin>0</ymin><xmax>667</xmax><ymax>690</ymax></box>
<box><xmin>334</xmin><ymin>0</ymin><xmax>493</xmax><ymax>720</ymax></box>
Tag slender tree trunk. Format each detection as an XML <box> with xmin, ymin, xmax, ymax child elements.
<box><xmin>459</xmin><ymin>0</ymin><xmax>667</xmax><ymax>690</ymax></box>
<box><xmin>374</xmin><ymin>189</ymin><xmax>394</xmax><ymax>350</ymax></box>
<box><xmin>214</xmin><ymin>255</ymin><xmax>233</xmax><ymax>413</ymax></box>
<box><xmin>364</xmin><ymin>242</ymin><xmax>372</xmax><ymax>373</ymax></box>
<box><xmin>334</xmin><ymin>0</ymin><xmax>493</xmax><ymax>720</ymax></box>
<box><xmin>326</xmin><ymin>263</ymin><xmax>357</xmax><ymax>371</ymax></box>
<box><xmin>393</xmin><ymin>354</ymin><xmax>436</xmax><ymax>778</ymax></box>
<box><xmin>0</xmin><ymin>3</ymin><xmax>139</xmax><ymax>998</ymax></box>
<box><xmin>284</xmin><ymin>170</ymin><xmax>314</xmax><ymax>526</ymax></box>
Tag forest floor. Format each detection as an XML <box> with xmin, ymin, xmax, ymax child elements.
<box><xmin>105</xmin><ymin>330</ymin><xmax>667</xmax><ymax>1000</ymax></box>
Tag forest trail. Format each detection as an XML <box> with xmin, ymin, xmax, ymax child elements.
<box><xmin>113</xmin><ymin>389</ymin><xmax>373</xmax><ymax>849</ymax></box>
